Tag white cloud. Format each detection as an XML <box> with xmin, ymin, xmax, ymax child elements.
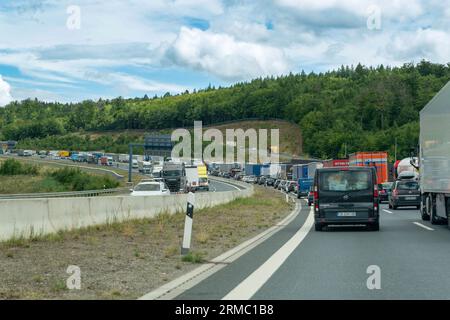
<box><xmin>110</xmin><ymin>73</ymin><xmax>190</xmax><ymax>93</ymax></box>
<box><xmin>0</xmin><ymin>0</ymin><xmax>448</xmax><ymax>103</ymax></box>
<box><xmin>0</xmin><ymin>75</ymin><xmax>13</xmax><ymax>107</ymax></box>
<box><xmin>386</xmin><ymin>29</ymin><xmax>450</xmax><ymax>62</ymax></box>
<box><xmin>275</xmin><ymin>0</ymin><xmax>423</xmax><ymax>20</ymax></box>
<box><xmin>164</xmin><ymin>27</ymin><xmax>289</xmax><ymax>80</ymax></box>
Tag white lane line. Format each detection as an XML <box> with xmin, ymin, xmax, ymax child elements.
<box><xmin>383</xmin><ymin>209</ymin><xmax>393</xmax><ymax>214</ymax></box>
<box><xmin>222</xmin><ymin>207</ymin><xmax>314</xmax><ymax>300</ymax></box>
<box><xmin>139</xmin><ymin>201</ymin><xmax>302</xmax><ymax>300</ymax></box>
<box><xmin>413</xmin><ymin>222</ymin><xmax>434</xmax><ymax>231</ymax></box>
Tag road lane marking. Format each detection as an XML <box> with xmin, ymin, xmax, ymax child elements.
<box><xmin>222</xmin><ymin>207</ymin><xmax>314</xmax><ymax>300</ymax></box>
<box><xmin>383</xmin><ymin>209</ymin><xmax>393</xmax><ymax>214</ymax></box>
<box><xmin>413</xmin><ymin>222</ymin><xmax>434</xmax><ymax>231</ymax></box>
<box><xmin>139</xmin><ymin>201</ymin><xmax>302</xmax><ymax>300</ymax></box>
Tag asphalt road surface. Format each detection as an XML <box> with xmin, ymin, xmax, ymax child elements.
<box><xmin>175</xmin><ymin>201</ymin><xmax>450</xmax><ymax>300</ymax></box>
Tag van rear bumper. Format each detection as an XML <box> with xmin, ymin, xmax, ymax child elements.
<box><xmin>315</xmin><ymin>206</ymin><xmax>378</xmax><ymax>225</ymax></box>
<box><xmin>315</xmin><ymin>216</ymin><xmax>378</xmax><ymax>225</ymax></box>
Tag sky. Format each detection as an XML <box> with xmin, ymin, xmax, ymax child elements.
<box><xmin>0</xmin><ymin>0</ymin><xmax>449</xmax><ymax>105</ymax></box>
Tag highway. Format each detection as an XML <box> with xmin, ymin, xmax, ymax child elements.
<box><xmin>0</xmin><ymin>155</ymin><xmax>237</xmax><ymax>193</ymax></box>
<box><xmin>172</xmin><ymin>201</ymin><xmax>450</xmax><ymax>300</ymax></box>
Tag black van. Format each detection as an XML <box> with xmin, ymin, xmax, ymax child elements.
<box><xmin>313</xmin><ymin>167</ymin><xmax>380</xmax><ymax>231</ymax></box>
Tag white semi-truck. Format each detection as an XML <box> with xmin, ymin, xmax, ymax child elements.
<box><xmin>418</xmin><ymin>81</ymin><xmax>450</xmax><ymax>226</ymax></box>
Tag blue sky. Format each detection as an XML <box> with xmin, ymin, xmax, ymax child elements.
<box><xmin>0</xmin><ymin>0</ymin><xmax>449</xmax><ymax>105</ymax></box>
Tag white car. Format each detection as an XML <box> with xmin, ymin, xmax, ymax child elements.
<box><xmin>130</xmin><ymin>181</ymin><xmax>170</xmax><ymax>196</ymax></box>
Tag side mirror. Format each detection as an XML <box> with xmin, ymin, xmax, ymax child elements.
<box><xmin>129</xmin><ymin>189</ymin><xmax>133</xmax><ymax>192</ymax></box>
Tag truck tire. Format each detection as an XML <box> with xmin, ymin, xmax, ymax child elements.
<box><xmin>421</xmin><ymin>196</ymin><xmax>430</xmax><ymax>220</ymax></box>
<box><xmin>420</xmin><ymin>202</ymin><xmax>430</xmax><ymax>221</ymax></box>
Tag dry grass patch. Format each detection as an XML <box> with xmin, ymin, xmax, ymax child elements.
<box><xmin>0</xmin><ymin>185</ymin><xmax>294</xmax><ymax>299</ymax></box>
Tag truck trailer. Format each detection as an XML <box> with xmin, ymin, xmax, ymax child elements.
<box><xmin>323</xmin><ymin>159</ymin><xmax>349</xmax><ymax>168</ymax></box>
<box><xmin>349</xmin><ymin>152</ymin><xmax>388</xmax><ymax>184</ymax></box>
<box><xmin>185</xmin><ymin>165</ymin><xmax>200</xmax><ymax>191</ymax></box>
<box><xmin>418</xmin><ymin>81</ymin><xmax>450</xmax><ymax>226</ymax></box>
<box><xmin>293</xmin><ymin>162</ymin><xmax>323</xmax><ymax>198</ymax></box>
<box><xmin>245</xmin><ymin>163</ymin><xmax>262</xmax><ymax>176</ymax></box>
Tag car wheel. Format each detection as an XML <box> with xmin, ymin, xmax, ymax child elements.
<box><xmin>314</xmin><ymin>223</ymin><xmax>323</xmax><ymax>231</ymax></box>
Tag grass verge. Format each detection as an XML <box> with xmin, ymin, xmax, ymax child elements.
<box><xmin>0</xmin><ymin>186</ymin><xmax>294</xmax><ymax>299</ymax></box>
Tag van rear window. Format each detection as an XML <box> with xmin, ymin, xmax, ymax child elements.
<box><xmin>396</xmin><ymin>181</ymin><xmax>419</xmax><ymax>190</ymax></box>
<box><xmin>320</xmin><ymin>171</ymin><xmax>371</xmax><ymax>192</ymax></box>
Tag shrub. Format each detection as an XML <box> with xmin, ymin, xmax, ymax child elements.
<box><xmin>48</xmin><ymin>167</ymin><xmax>119</xmax><ymax>191</ymax></box>
<box><xmin>0</xmin><ymin>159</ymin><xmax>39</xmax><ymax>176</ymax></box>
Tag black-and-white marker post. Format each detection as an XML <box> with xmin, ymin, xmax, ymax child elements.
<box><xmin>181</xmin><ymin>192</ymin><xmax>195</xmax><ymax>255</ymax></box>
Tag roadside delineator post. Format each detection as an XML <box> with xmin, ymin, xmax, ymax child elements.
<box><xmin>181</xmin><ymin>192</ymin><xmax>195</xmax><ymax>255</ymax></box>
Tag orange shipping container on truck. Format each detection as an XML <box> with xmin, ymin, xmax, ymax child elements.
<box><xmin>348</xmin><ymin>152</ymin><xmax>388</xmax><ymax>184</ymax></box>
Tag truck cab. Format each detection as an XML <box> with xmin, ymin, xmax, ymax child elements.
<box><xmin>162</xmin><ymin>162</ymin><xmax>187</xmax><ymax>193</ymax></box>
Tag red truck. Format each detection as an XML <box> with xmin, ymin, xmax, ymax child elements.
<box><xmin>349</xmin><ymin>152</ymin><xmax>388</xmax><ymax>185</ymax></box>
<box><xmin>323</xmin><ymin>159</ymin><xmax>349</xmax><ymax>168</ymax></box>
<box><xmin>100</xmin><ymin>156</ymin><xmax>111</xmax><ymax>166</ymax></box>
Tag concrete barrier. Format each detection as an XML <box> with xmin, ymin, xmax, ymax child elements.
<box><xmin>0</xmin><ymin>180</ymin><xmax>254</xmax><ymax>241</ymax></box>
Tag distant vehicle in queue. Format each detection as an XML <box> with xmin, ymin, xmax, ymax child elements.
<box><xmin>378</xmin><ymin>182</ymin><xmax>393</xmax><ymax>202</ymax></box>
<box><xmin>273</xmin><ymin>179</ymin><xmax>281</xmax><ymax>189</ymax></box>
<box><xmin>258</xmin><ymin>176</ymin><xmax>267</xmax><ymax>185</ymax></box>
<box><xmin>286</xmin><ymin>181</ymin><xmax>297</xmax><ymax>193</ymax></box>
<box><xmin>130</xmin><ymin>181</ymin><xmax>170</xmax><ymax>196</ymax></box>
<box><xmin>388</xmin><ymin>180</ymin><xmax>420</xmax><ymax>210</ymax></box>
<box><xmin>278</xmin><ymin>180</ymin><xmax>287</xmax><ymax>190</ymax></box>
<box><xmin>265</xmin><ymin>177</ymin><xmax>275</xmax><ymax>187</ymax></box>
<box><xmin>313</xmin><ymin>167</ymin><xmax>380</xmax><ymax>231</ymax></box>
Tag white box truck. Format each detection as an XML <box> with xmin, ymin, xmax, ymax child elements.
<box><xmin>138</xmin><ymin>160</ymin><xmax>152</xmax><ymax>174</ymax></box>
<box><xmin>185</xmin><ymin>165</ymin><xmax>199</xmax><ymax>192</ymax></box>
<box><xmin>418</xmin><ymin>81</ymin><xmax>450</xmax><ymax>226</ymax></box>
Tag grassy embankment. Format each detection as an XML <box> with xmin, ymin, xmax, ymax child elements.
<box><xmin>0</xmin><ymin>159</ymin><xmax>120</xmax><ymax>194</ymax></box>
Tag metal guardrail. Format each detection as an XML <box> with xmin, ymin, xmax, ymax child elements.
<box><xmin>0</xmin><ymin>188</ymin><xmax>131</xmax><ymax>200</ymax></box>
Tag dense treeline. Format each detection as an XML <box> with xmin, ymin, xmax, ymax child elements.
<box><xmin>1</xmin><ymin>61</ymin><xmax>449</xmax><ymax>160</ymax></box>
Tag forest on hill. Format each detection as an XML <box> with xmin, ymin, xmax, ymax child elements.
<box><xmin>1</xmin><ymin>60</ymin><xmax>449</xmax><ymax>160</ymax></box>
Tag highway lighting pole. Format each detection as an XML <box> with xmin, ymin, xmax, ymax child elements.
<box><xmin>128</xmin><ymin>144</ymin><xmax>133</xmax><ymax>183</ymax></box>
<box><xmin>181</xmin><ymin>192</ymin><xmax>195</xmax><ymax>255</ymax></box>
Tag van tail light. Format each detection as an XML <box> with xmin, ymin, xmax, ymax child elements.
<box><xmin>313</xmin><ymin>186</ymin><xmax>319</xmax><ymax>211</ymax></box>
<box><xmin>374</xmin><ymin>185</ymin><xmax>379</xmax><ymax>198</ymax></box>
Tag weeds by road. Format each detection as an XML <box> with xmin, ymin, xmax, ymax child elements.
<box><xmin>0</xmin><ymin>186</ymin><xmax>294</xmax><ymax>299</ymax></box>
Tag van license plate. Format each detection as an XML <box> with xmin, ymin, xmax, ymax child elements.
<box><xmin>337</xmin><ymin>212</ymin><xmax>356</xmax><ymax>217</ymax></box>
